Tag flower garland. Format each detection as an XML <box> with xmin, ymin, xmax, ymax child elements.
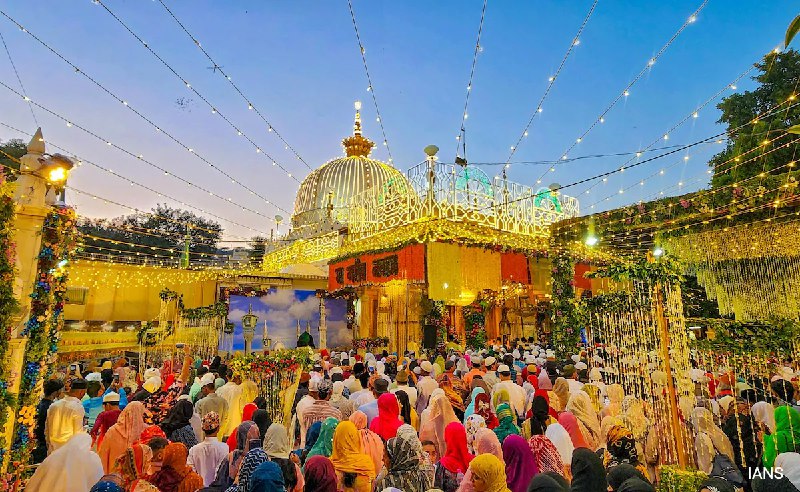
<box><xmin>422</xmin><ymin>297</ymin><xmax>453</xmax><ymax>353</ymax></box>
<box><xmin>463</xmin><ymin>301</ymin><xmax>488</xmax><ymax>350</ymax></box>
<box><xmin>688</xmin><ymin>317</ymin><xmax>800</xmax><ymax>356</ymax></box>
<box><xmin>658</xmin><ymin>465</ymin><xmax>707</xmax><ymax>492</ymax></box>
<box><xmin>353</xmin><ymin>337</ymin><xmax>389</xmax><ymax>350</ymax></box>
<box><xmin>550</xmin><ymin>250</ymin><xmax>583</xmax><ymax>359</ymax></box>
<box><xmin>11</xmin><ymin>206</ymin><xmax>77</xmax><ymax>465</ymax></box>
<box><xmin>228</xmin><ymin>348</ymin><xmax>313</xmax><ymax>377</ymax></box>
<box><xmin>0</xmin><ymin>170</ymin><xmax>16</xmax><ymax>467</ymax></box>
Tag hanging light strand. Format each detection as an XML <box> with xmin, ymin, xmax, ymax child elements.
<box><xmin>347</xmin><ymin>0</ymin><xmax>394</xmax><ymax>165</ymax></box>
<box><xmin>90</xmin><ymin>0</ymin><xmax>303</xmax><ymax>179</ymax></box>
<box><xmin>504</xmin><ymin>0</ymin><xmax>599</xmax><ymax>168</ymax></box>
<box><xmin>0</xmin><ymin>29</ymin><xmax>37</xmax><ymax>126</ymax></box>
<box><xmin>0</xmin><ymin>82</ymin><xmax>290</xmax><ymax>223</ymax></box>
<box><xmin>0</xmin><ymin>10</ymin><xmax>299</xmax><ymax>201</ymax></box>
<box><xmin>531</xmin><ymin>0</ymin><xmax>709</xmax><ymax>186</ymax></box>
<box><xmin>455</xmin><ymin>0</ymin><xmax>488</xmax><ymax>160</ymax></box>
<box><xmin>153</xmin><ymin>0</ymin><xmax>311</xmax><ymax>170</ymax></box>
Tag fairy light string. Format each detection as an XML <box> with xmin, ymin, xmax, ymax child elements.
<box><xmin>504</xmin><ymin>0</ymin><xmax>599</xmax><ymax>170</ymax></box>
<box><xmin>531</xmin><ymin>0</ymin><xmax>709</xmax><ymax>187</ymax></box>
<box><xmin>347</xmin><ymin>0</ymin><xmax>394</xmax><ymax>165</ymax></box>
<box><xmin>154</xmin><ymin>0</ymin><xmax>311</xmax><ymax>171</ymax></box>
<box><xmin>455</xmin><ymin>0</ymin><xmax>488</xmax><ymax>161</ymax></box>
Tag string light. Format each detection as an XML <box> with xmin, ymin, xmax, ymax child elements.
<box><xmin>0</xmin><ymin>85</ymin><xmax>289</xmax><ymax>223</ymax></box>
<box><xmin>0</xmin><ymin>10</ymin><xmax>300</xmax><ymax>213</ymax></box>
<box><xmin>455</xmin><ymin>0</ymin><xmax>488</xmax><ymax>161</ymax></box>
<box><xmin>504</xmin><ymin>0</ymin><xmax>599</xmax><ymax>169</ymax></box>
<box><xmin>530</xmin><ymin>0</ymin><xmax>709</xmax><ymax>186</ymax></box>
<box><xmin>347</xmin><ymin>0</ymin><xmax>394</xmax><ymax>165</ymax></box>
<box><xmin>0</xmin><ymin>30</ymin><xmax>37</xmax><ymax>126</ymax></box>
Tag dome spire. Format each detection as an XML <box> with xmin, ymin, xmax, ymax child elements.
<box><xmin>343</xmin><ymin>100</ymin><xmax>374</xmax><ymax>157</ymax></box>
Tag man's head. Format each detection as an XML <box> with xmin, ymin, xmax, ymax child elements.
<box><xmin>317</xmin><ymin>380</ymin><xmax>333</xmax><ymax>401</ymax></box>
<box><xmin>562</xmin><ymin>365</ymin><xmax>577</xmax><ymax>380</ymax></box>
<box><xmin>772</xmin><ymin>378</ymin><xmax>795</xmax><ymax>403</ymax></box>
<box><xmin>420</xmin><ymin>360</ymin><xmax>432</xmax><ymax>376</ymax></box>
<box><xmin>484</xmin><ymin>357</ymin><xmax>497</xmax><ymax>370</ymax></box>
<box><xmin>148</xmin><ymin>437</ymin><xmax>169</xmax><ymax>462</ymax></box>
<box><xmin>197</xmin><ymin>366</ymin><xmax>209</xmax><ymax>378</ymax></box>
<box><xmin>373</xmin><ymin>378</ymin><xmax>389</xmax><ymax>398</ymax></box>
<box><xmin>497</xmin><ymin>364</ymin><xmax>511</xmax><ymax>381</ymax></box>
<box><xmin>43</xmin><ymin>379</ymin><xmax>64</xmax><ymax>400</ymax></box>
<box><xmin>309</xmin><ymin>378</ymin><xmax>321</xmax><ymax>399</ymax></box>
<box><xmin>232</xmin><ymin>374</ymin><xmax>242</xmax><ymax>385</ymax></box>
<box><xmin>202</xmin><ymin>411</ymin><xmax>221</xmax><ymax>437</ymax></box>
<box><xmin>357</xmin><ymin>371</ymin><xmax>370</xmax><ymax>391</ymax></box>
<box><xmin>87</xmin><ymin>381</ymin><xmax>104</xmax><ymax>399</ymax></box>
<box><xmin>68</xmin><ymin>378</ymin><xmax>88</xmax><ymax>399</ymax></box>
<box><xmin>102</xmin><ymin>391</ymin><xmax>121</xmax><ymax>411</ymax></box>
<box><xmin>421</xmin><ymin>440</ymin><xmax>438</xmax><ymax>463</ymax></box>
<box><xmin>472</xmin><ymin>357</ymin><xmax>482</xmax><ymax>369</ymax></box>
<box><xmin>200</xmin><ymin>373</ymin><xmax>216</xmax><ymax>396</ymax></box>
<box><xmin>445</xmin><ymin>360</ymin><xmax>455</xmax><ymax>373</ymax></box>
<box><xmin>396</xmin><ymin>370</ymin><xmax>409</xmax><ymax>385</ymax></box>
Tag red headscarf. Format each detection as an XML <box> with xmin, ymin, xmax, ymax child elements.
<box><xmin>136</xmin><ymin>425</ymin><xmax>167</xmax><ymax>445</ymax></box>
<box><xmin>475</xmin><ymin>393</ymin><xmax>499</xmax><ymax>429</ymax></box>
<box><xmin>226</xmin><ymin>403</ymin><xmax>259</xmax><ymax>451</ymax></box>
<box><xmin>439</xmin><ymin>422</ymin><xmax>475</xmax><ymax>474</ymax></box>
<box><xmin>558</xmin><ymin>412</ymin><xmax>589</xmax><ymax>449</ymax></box>
<box><xmin>534</xmin><ymin>389</ymin><xmax>559</xmax><ymax>420</ymax></box>
<box><xmin>369</xmin><ymin>393</ymin><xmax>403</xmax><ymax>441</ymax></box>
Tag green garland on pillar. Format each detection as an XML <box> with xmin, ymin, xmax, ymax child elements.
<box><xmin>11</xmin><ymin>206</ymin><xmax>77</xmax><ymax>465</ymax></box>
<box><xmin>550</xmin><ymin>250</ymin><xmax>583</xmax><ymax>359</ymax></box>
<box><xmin>463</xmin><ymin>301</ymin><xmax>488</xmax><ymax>350</ymax></box>
<box><xmin>0</xmin><ymin>173</ymin><xmax>17</xmax><ymax>465</ymax></box>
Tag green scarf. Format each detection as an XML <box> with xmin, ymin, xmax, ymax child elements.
<box><xmin>307</xmin><ymin>417</ymin><xmax>339</xmax><ymax>460</ymax></box>
<box><xmin>492</xmin><ymin>403</ymin><xmax>521</xmax><ymax>443</ymax></box>
<box><xmin>763</xmin><ymin>404</ymin><xmax>800</xmax><ymax>467</ymax></box>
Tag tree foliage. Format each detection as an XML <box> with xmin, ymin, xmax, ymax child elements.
<box><xmin>0</xmin><ymin>138</ymin><xmax>25</xmax><ymax>180</ymax></box>
<box><xmin>710</xmin><ymin>50</ymin><xmax>800</xmax><ymax>188</ymax></box>
<box><xmin>247</xmin><ymin>235</ymin><xmax>268</xmax><ymax>267</ymax></box>
<box><xmin>78</xmin><ymin>204</ymin><xmax>222</xmax><ymax>258</ymax></box>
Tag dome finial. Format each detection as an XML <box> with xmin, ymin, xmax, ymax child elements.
<box><xmin>343</xmin><ymin>100</ymin><xmax>374</xmax><ymax>157</ymax></box>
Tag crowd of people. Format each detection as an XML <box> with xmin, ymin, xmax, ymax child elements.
<box><xmin>25</xmin><ymin>340</ymin><xmax>800</xmax><ymax>492</ymax></box>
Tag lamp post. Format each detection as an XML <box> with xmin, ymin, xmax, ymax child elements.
<box><xmin>241</xmin><ymin>304</ymin><xmax>258</xmax><ymax>355</ymax></box>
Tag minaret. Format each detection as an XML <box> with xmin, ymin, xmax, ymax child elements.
<box><xmin>319</xmin><ymin>297</ymin><xmax>328</xmax><ymax>349</ymax></box>
<box><xmin>296</xmin><ymin>320</ymin><xmax>301</xmax><ymax>342</ymax></box>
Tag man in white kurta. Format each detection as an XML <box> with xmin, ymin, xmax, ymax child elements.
<box><xmin>188</xmin><ymin>412</ymin><xmax>229</xmax><ymax>487</ymax></box>
<box><xmin>491</xmin><ymin>364</ymin><xmax>527</xmax><ymax>419</ymax></box>
<box><xmin>45</xmin><ymin>379</ymin><xmax>87</xmax><ymax>453</ymax></box>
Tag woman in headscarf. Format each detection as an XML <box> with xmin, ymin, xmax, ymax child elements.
<box><xmin>149</xmin><ymin>442</ymin><xmax>203</xmax><ymax>492</ymax></box>
<box><xmin>752</xmin><ymin>401</ymin><xmax>777</xmax><ymax>433</ymax></box>
<box><xmin>395</xmin><ymin>390</ymin><xmax>419</xmax><ymax>430</ymax></box>
<box><xmin>620</xmin><ymin>396</ymin><xmax>649</xmax><ymax>445</ymax></box>
<box><xmin>558</xmin><ymin>412</ymin><xmax>589</xmax><ymax>449</ymax></box>
<box><xmin>570</xmin><ymin>447</ymin><xmax>607</xmax><ymax>492</ymax></box>
<box><xmin>348</xmin><ymin>411</ymin><xmax>384</xmax><ymax>479</ymax></box>
<box><xmin>307</xmin><ymin>417</ymin><xmax>339</xmax><ymax>460</ymax></box>
<box><xmin>601</xmin><ymin>384</ymin><xmax>625</xmax><ymax>419</ymax></box>
<box><xmin>434</xmin><ymin>422</ymin><xmax>474</xmax><ymax>492</ymax></box>
<box><xmin>773</xmin><ymin>452</ymin><xmax>800</xmax><ymax>491</ymax></box>
<box><xmin>606</xmin><ymin>464</ymin><xmax>652</xmax><ymax>492</ymax></box>
<box><xmin>225</xmin><ymin>403</ymin><xmax>258</xmax><ymax>452</ymax></box>
<box><xmin>763</xmin><ymin>403</ymin><xmax>800</xmax><ymax>467</ymax></box>
<box><xmin>604</xmin><ymin>424</ymin><xmax>648</xmax><ymax>478</ymax></box>
<box><xmin>113</xmin><ymin>443</ymin><xmax>159</xmax><ymax>492</ymax></box>
<box><xmin>370</xmin><ymin>393</ymin><xmax>403</xmax><ymax>441</ymax></box>
<box><xmin>227</xmin><ymin>442</ymin><xmax>269</xmax><ymax>492</ymax></box>
<box><xmin>466</xmin><ymin>454</ymin><xmax>511</xmax><ymax>492</ymax></box>
<box><xmin>420</xmin><ymin>393</ymin><xmax>460</xmax><ymax>459</ymax></box>
<box><xmin>249</xmin><ymin>461</ymin><xmax>285</xmax><ymax>491</ymax></box>
<box><xmin>27</xmin><ymin>433</ymin><xmax>105</xmax><ymax>492</ymax></box>
<box><xmin>301</xmin><ymin>421</ymin><xmax>322</xmax><ymax>465</ymax></box>
<box><xmin>492</xmin><ymin>388</ymin><xmax>511</xmax><ymax>412</ymax></box>
<box><xmin>160</xmin><ymin>399</ymin><xmax>198</xmax><ymax>450</ymax></box>
<box><xmin>463</xmin><ymin>387</ymin><xmax>485</xmax><ymax>421</ymax></box>
<box><xmin>474</xmin><ymin>392</ymin><xmax>499</xmax><ymax>429</ymax></box>
<box><xmin>529</xmin><ymin>415</ymin><xmax>566</xmax><ymax>476</ymax></box>
<box><xmin>263</xmin><ymin>423</ymin><xmax>303</xmax><ymax>492</ymax></box>
<box><xmin>552</xmin><ymin>378</ymin><xmax>570</xmax><ymax>412</ymax></box>
<box><xmin>544</xmin><ymin>422</ymin><xmax>572</xmax><ymax>468</ymax></box>
<box><xmin>457</xmin><ymin>428</ymin><xmax>503</xmax><ymax>492</ymax></box>
<box><xmin>251</xmin><ymin>409</ymin><xmax>272</xmax><ymax>442</ymax></box>
<box><xmin>464</xmin><ymin>415</ymin><xmax>487</xmax><ymax>454</ymax></box>
<box><xmin>691</xmin><ymin>407</ymin><xmax>736</xmax><ymax>473</ymax></box>
<box><xmin>374</xmin><ymin>424</ymin><xmax>433</xmax><ymax>492</ymax></box>
<box><xmin>303</xmin><ymin>456</ymin><xmax>338</xmax><ymax>492</ymax></box>
<box><xmin>207</xmin><ymin>421</ymin><xmax>259</xmax><ymax>490</ymax></box>
<box><xmin>582</xmin><ymin>384</ymin><xmax>603</xmax><ymax>414</ymax></box>
<box><xmin>329</xmin><ymin>420</ymin><xmax>376</xmax><ymax>492</ymax></box>
<box><xmin>493</xmin><ymin>403</ymin><xmax>522</xmax><ymax>444</ymax></box>
<box><xmin>522</xmin><ymin>394</ymin><xmax>553</xmax><ymax>440</ymax></box>
<box><xmin>502</xmin><ymin>434</ymin><xmax>538</xmax><ymax>492</ymax></box>
<box><xmin>526</xmin><ymin>474</ymin><xmax>569</xmax><ymax>492</ymax></box>
<box><xmin>439</xmin><ymin>374</ymin><xmax>466</xmax><ymax>416</ymax></box>
<box><xmin>99</xmin><ymin>401</ymin><xmax>149</xmax><ymax>473</ymax></box>
<box><xmin>565</xmin><ymin>392</ymin><xmax>601</xmax><ymax>450</ymax></box>
<box><xmin>329</xmin><ymin>381</ymin><xmax>355</xmax><ymax>420</ymax></box>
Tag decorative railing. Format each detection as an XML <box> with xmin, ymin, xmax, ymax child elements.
<box><xmin>262</xmin><ymin>232</ymin><xmax>340</xmax><ymax>273</ymax></box>
<box><xmin>347</xmin><ymin>161</ymin><xmax>579</xmax><ymax>241</ymax></box>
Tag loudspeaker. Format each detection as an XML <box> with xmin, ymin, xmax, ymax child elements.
<box><xmin>423</xmin><ymin>325</ymin><xmax>437</xmax><ymax>350</ymax></box>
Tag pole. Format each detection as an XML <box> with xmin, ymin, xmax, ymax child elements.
<box><xmin>653</xmin><ymin>279</ymin><xmax>688</xmax><ymax>467</ymax></box>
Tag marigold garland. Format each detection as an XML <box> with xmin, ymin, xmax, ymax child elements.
<box><xmin>0</xmin><ymin>171</ymin><xmax>17</xmax><ymax>465</ymax></box>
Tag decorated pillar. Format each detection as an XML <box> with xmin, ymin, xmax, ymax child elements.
<box><xmin>319</xmin><ymin>296</ymin><xmax>327</xmax><ymax>349</ymax></box>
<box><xmin>241</xmin><ymin>304</ymin><xmax>257</xmax><ymax>355</ymax></box>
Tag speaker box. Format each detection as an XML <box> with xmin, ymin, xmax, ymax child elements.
<box><xmin>423</xmin><ymin>325</ymin><xmax>437</xmax><ymax>350</ymax></box>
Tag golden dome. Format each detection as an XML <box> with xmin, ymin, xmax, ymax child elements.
<box><xmin>291</xmin><ymin>103</ymin><xmax>409</xmax><ymax>230</ymax></box>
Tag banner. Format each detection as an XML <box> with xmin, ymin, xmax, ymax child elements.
<box><xmin>500</xmin><ymin>252</ymin><xmax>531</xmax><ymax>284</ymax></box>
<box><xmin>328</xmin><ymin>244</ymin><xmax>425</xmax><ymax>291</ymax></box>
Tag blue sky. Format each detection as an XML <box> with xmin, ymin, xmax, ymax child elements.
<box><xmin>0</xmin><ymin>1</ymin><xmax>795</xmax><ymax>242</ymax></box>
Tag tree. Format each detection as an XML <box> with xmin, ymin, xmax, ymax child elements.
<box><xmin>709</xmin><ymin>50</ymin><xmax>800</xmax><ymax>188</ymax></box>
<box><xmin>79</xmin><ymin>204</ymin><xmax>223</xmax><ymax>260</ymax></box>
<box><xmin>0</xmin><ymin>138</ymin><xmax>25</xmax><ymax>180</ymax></box>
<box><xmin>247</xmin><ymin>235</ymin><xmax>268</xmax><ymax>267</ymax></box>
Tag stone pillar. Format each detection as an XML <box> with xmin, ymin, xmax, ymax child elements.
<box><xmin>319</xmin><ymin>296</ymin><xmax>327</xmax><ymax>349</ymax></box>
